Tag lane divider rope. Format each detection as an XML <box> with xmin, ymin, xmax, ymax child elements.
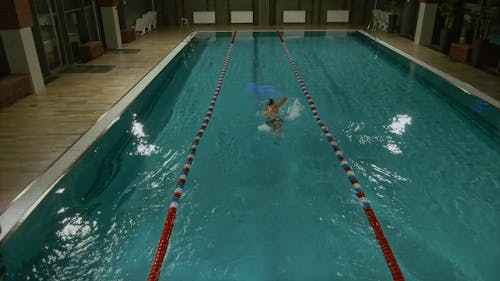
<box><xmin>276</xmin><ymin>31</ymin><xmax>405</xmax><ymax>281</ymax></box>
<box><xmin>147</xmin><ymin>31</ymin><xmax>238</xmax><ymax>281</ymax></box>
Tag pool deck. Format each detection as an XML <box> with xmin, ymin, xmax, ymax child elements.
<box><xmin>1</xmin><ymin>25</ymin><xmax>499</xmax><ymax>217</ymax></box>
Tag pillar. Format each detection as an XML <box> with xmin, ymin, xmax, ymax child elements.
<box><xmin>259</xmin><ymin>0</ymin><xmax>270</xmax><ymax>25</ymax></box>
<box><xmin>0</xmin><ymin>0</ymin><xmax>44</xmax><ymax>94</ymax></box>
<box><xmin>99</xmin><ymin>0</ymin><xmax>122</xmax><ymax>49</ymax></box>
<box><xmin>414</xmin><ymin>0</ymin><xmax>438</xmax><ymax>45</ymax></box>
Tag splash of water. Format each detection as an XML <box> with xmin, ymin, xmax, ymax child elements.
<box><xmin>284</xmin><ymin>98</ymin><xmax>303</xmax><ymax>121</ymax></box>
<box><xmin>257</xmin><ymin>124</ymin><xmax>272</xmax><ymax>132</ymax></box>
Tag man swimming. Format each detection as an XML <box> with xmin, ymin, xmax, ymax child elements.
<box><xmin>264</xmin><ymin>97</ymin><xmax>288</xmax><ymax>134</ymax></box>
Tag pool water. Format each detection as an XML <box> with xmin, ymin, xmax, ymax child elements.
<box><xmin>1</xmin><ymin>31</ymin><xmax>499</xmax><ymax>281</ymax></box>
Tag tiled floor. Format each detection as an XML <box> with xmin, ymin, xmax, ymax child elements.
<box><xmin>0</xmin><ymin>26</ymin><xmax>499</xmax><ymax>215</ymax></box>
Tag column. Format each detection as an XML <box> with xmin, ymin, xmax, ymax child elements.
<box><xmin>99</xmin><ymin>0</ymin><xmax>122</xmax><ymax>49</ymax></box>
<box><xmin>259</xmin><ymin>0</ymin><xmax>270</xmax><ymax>25</ymax></box>
<box><xmin>414</xmin><ymin>0</ymin><xmax>438</xmax><ymax>45</ymax></box>
<box><xmin>0</xmin><ymin>0</ymin><xmax>45</xmax><ymax>94</ymax></box>
<box><xmin>311</xmin><ymin>0</ymin><xmax>320</xmax><ymax>24</ymax></box>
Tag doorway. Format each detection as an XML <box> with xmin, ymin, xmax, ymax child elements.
<box><xmin>31</xmin><ymin>0</ymin><xmax>102</xmax><ymax>80</ymax></box>
<box><xmin>0</xmin><ymin>36</ymin><xmax>9</xmax><ymax>77</ymax></box>
<box><xmin>400</xmin><ymin>0</ymin><xmax>420</xmax><ymax>40</ymax></box>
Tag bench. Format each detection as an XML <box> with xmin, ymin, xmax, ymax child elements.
<box><xmin>449</xmin><ymin>43</ymin><xmax>473</xmax><ymax>63</ymax></box>
<box><xmin>0</xmin><ymin>74</ymin><xmax>31</xmax><ymax>107</ymax></box>
<box><xmin>121</xmin><ymin>28</ymin><xmax>135</xmax><ymax>43</ymax></box>
<box><xmin>79</xmin><ymin>41</ymin><xmax>104</xmax><ymax>62</ymax></box>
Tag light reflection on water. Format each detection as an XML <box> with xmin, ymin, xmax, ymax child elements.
<box><xmin>57</xmin><ymin>214</ymin><xmax>93</xmax><ymax>242</ymax></box>
<box><xmin>1</xmin><ymin>32</ymin><xmax>498</xmax><ymax>281</ymax></box>
<box><xmin>344</xmin><ymin>119</ymin><xmax>408</xmax><ymax>155</ymax></box>
<box><xmin>130</xmin><ymin>115</ymin><xmax>161</xmax><ymax>156</ymax></box>
<box><xmin>387</xmin><ymin>114</ymin><xmax>412</xmax><ymax>136</ymax></box>
<box><xmin>8</xmin><ymin>141</ymin><xmax>185</xmax><ymax>280</ymax></box>
<box><xmin>344</xmin><ymin>118</ymin><xmax>409</xmax><ymax>154</ymax></box>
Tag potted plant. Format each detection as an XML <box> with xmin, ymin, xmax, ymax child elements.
<box><xmin>386</xmin><ymin>0</ymin><xmax>404</xmax><ymax>33</ymax></box>
<box><xmin>471</xmin><ymin>0</ymin><xmax>500</xmax><ymax>66</ymax></box>
<box><xmin>459</xmin><ymin>13</ymin><xmax>474</xmax><ymax>43</ymax></box>
<box><xmin>438</xmin><ymin>0</ymin><xmax>460</xmax><ymax>54</ymax></box>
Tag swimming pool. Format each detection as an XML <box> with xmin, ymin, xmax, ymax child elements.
<box><xmin>0</xmin><ymin>30</ymin><xmax>499</xmax><ymax>280</ymax></box>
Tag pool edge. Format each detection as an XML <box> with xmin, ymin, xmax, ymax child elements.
<box><xmin>0</xmin><ymin>32</ymin><xmax>198</xmax><ymax>242</ymax></box>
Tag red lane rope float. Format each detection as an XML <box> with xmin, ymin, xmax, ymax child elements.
<box><xmin>147</xmin><ymin>31</ymin><xmax>238</xmax><ymax>281</ymax></box>
<box><xmin>276</xmin><ymin>31</ymin><xmax>405</xmax><ymax>281</ymax></box>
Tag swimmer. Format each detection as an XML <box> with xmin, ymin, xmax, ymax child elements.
<box><xmin>264</xmin><ymin>97</ymin><xmax>288</xmax><ymax>134</ymax></box>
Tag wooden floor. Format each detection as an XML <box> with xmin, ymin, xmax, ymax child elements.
<box><xmin>0</xmin><ymin>26</ymin><xmax>499</xmax><ymax>214</ymax></box>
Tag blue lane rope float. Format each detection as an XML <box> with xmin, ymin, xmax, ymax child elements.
<box><xmin>276</xmin><ymin>31</ymin><xmax>405</xmax><ymax>281</ymax></box>
<box><xmin>247</xmin><ymin>82</ymin><xmax>282</xmax><ymax>100</ymax></box>
<box><xmin>148</xmin><ymin>31</ymin><xmax>238</xmax><ymax>281</ymax></box>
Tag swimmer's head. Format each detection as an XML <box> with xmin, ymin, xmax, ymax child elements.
<box><xmin>268</xmin><ymin>99</ymin><xmax>275</xmax><ymax>106</ymax></box>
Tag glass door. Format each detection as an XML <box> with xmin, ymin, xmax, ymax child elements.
<box><xmin>400</xmin><ymin>0</ymin><xmax>420</xmax><ymax>40</ymax></box>
<box><xmin>63</xmin><ymin>0</ymin><xmax>88</xmax><ymax>63</ymax></box>
<box><xmin>32</xmin><ymin>0</ymin><xmax>63</xmax><ymax>72</ymax></box>
<box><xmin>0</xmin><ymin>36</ymin><xmax>10</xmax><ymax>77</ymax></box>
<box><xmin>62</xmin><ymin>0</ymin><xmax>102</xmax><ymax>60</ymax></box>
<box><xmin>84</xmin><ymin>0</ymin><xmax>102</xmax><ymax>42</ymax></box>
<box><xmin>61</xmin><ymin>0</ymin><xmax>102</xmax><ymax>43</ymax></box>
<box><xmin>31</xmin><ymin>0</ymin><xmax>103</xmax><ymax>78</ymax></box>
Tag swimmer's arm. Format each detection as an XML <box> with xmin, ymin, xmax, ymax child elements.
<box><xmin>275</xmin><ymin>97</ymin><xmax>288</xmax><ymax>108</ymax></box>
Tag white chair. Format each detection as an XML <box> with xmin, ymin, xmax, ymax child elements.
<box><xmin>142</xmin><ymin>13</ymin><xmax>152</xmax><ymax>32</ymax></box>
<box><xmin>134</xmin><ymin>17</ymin><xmax>146</xmax><ymax>36</ymax></box>
<box><xmin>380</xmin><ymin>11</ymin><xmax>389</xmax><ymax>32</ymax></box>
<box><xmin>145</xmin><ymin>11</ymin><xmax>157</xmax><ymax>31</ymax></box>
<box><xmin>372</xmin><ymin>9</ymin><xmax>381</xmax><ymax>30</ymax></box>
<box><xmin>150</xmin><ymin>11</ymin><xmax>157</xmax><ymax>29</ymax></box>
<box><xmin>371</xmin><ymin>9</ymin><xmax>388</xmax><ymax>32</ymax></box>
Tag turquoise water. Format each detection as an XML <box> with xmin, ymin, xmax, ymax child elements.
<box><xmin>1</xmin><ymin>31</ymin><xmax>499</xmax><ymax>281</ymax></box>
